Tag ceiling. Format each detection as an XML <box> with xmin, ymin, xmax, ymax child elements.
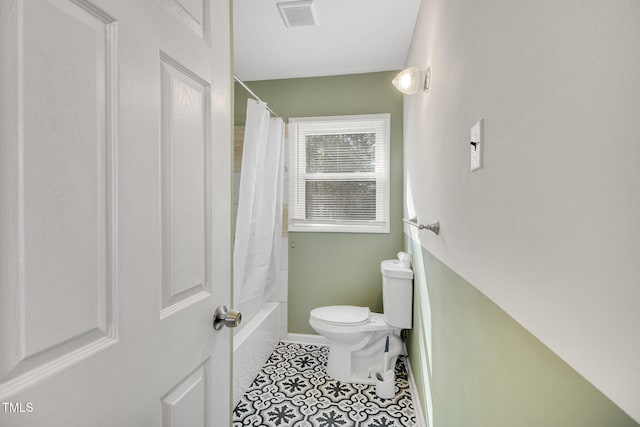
<box><xmin>233</xmin><ymin>0</ymin><xmax>421</xmax><ymax>82</ymax></box>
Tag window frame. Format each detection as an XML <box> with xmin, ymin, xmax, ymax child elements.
<box><xmin>288</xmin><ymin>113</ymin><xmax>391</xmax><ymax>234</ymax></box>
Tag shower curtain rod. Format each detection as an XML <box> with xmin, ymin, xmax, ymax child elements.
<box><xmin>234</xmin><ymin>75</ymin><xmax>280</xmax><ymax>118</ymax></box>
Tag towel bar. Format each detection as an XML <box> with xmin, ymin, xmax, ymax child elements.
<box><xmin>403</xmin><ymin>217</ymin><xmax>440</xmax><ymax>235</ymax></box>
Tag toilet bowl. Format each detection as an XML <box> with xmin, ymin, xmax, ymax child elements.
<box><xmin>310</xmin><ymin>306</ymin><xmax>403</xmax><ymax>384</ymax></box>
<box><xmin>309</xmin><ymin>253</ymin><xmax>414</xmax><ymax>384</ymax></box>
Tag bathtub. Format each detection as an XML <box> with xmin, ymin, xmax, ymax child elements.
<box><xmin>233</xmin><ymin>301</ymin><xmax>286</xmax><ymax>406</ymax></box>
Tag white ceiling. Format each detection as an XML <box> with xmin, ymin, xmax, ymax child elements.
<box><xmin>233</xmin><ymin>0</ymin><xmax>421</xmax><ymax>82</ymax></box>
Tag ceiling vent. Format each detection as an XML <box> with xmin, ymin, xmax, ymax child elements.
<box><xmin>277</xmin><ymin>0</ymin><xmax>318</xmax><ymax>28</ymax></box>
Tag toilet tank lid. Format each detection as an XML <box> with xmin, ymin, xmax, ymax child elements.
<box><xmin>310</xmin><ymin>306</ymin><xmax>370</xmax><ymax>326</ymax></box>
<box><xmin>381</xmin><ymin>259</ymin><xmax>414</xmax><ymax>279</ymax></box>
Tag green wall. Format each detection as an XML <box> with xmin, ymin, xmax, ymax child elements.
<box><xmin>405</xmin><ymin>235</ymin><xmax>638</xmax><ymax>426</ymax></box>
<box><xmin>235</xmin><ymin>72</ymin><xmax>404</xmax><ymax>335</ymax></box>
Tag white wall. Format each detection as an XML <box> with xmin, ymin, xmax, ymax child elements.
<box><xmin>403</xmin><ymin>0</ymin><xmax>640</xmax><ymax>421</ymax></box>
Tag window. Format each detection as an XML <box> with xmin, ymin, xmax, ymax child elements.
<box><xmin>288</xmin><ymin>114</ymin><xmax>390</xmax><ymax>233</ymax></box>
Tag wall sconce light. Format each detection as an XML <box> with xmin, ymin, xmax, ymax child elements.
<box><xmin>392</xmin><ymin>66</ymin><xmax>431</xmax><ymax>94</ymax></box>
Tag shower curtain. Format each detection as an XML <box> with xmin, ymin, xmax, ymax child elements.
<box><xmin>233</xmin><ymin>99</ymin><xmax>285</xmax><ymax>324</ymax></box>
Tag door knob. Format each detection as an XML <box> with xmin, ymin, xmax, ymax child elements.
<box><xmin>213</xmin><ymin>305</ymin><xmax>242</xmax><ymax>330</ymax></box>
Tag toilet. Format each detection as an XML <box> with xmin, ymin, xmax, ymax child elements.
<box><xmin>309</xmin><ymin>252</ymin><xmax>414</xmax><ymax>384</ymax></box>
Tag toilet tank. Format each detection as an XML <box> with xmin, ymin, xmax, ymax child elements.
<box><xmin>381</xmin><ymin>252</ymin><xmax>414</xmax><ymax>329</ymax></box>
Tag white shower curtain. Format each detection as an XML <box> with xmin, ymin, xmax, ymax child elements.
<box><xmin>234</xmin><ymin>100</ymin><xmax>285</xmax><ymax>323</ymax></box>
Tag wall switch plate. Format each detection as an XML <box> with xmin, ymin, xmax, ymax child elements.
<box><xmin>470</xmin><ymin>119</ymin><xmax>483</xmax><ymax>171</ymax></box>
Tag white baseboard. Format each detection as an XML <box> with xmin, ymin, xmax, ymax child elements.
<box><xmin>284</xmin><ymin>333</ymin><xmax>330</xmax><ymax>346</ymax></box>
<box><xmin>404</xmin><ymin>345</ymin><xmax>428</xmax><ymax>427</ymax></box>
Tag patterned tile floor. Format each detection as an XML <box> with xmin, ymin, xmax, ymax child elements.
<box><xmin>233</xmin><ymin>341</ymin><xmax>416</xmax><ymax>427</ymax></box>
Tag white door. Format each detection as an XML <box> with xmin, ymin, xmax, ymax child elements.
<box><xmin>0</xmin><ymin>0</ymin><xmax>233</xmax><ymax>425</ymax></box>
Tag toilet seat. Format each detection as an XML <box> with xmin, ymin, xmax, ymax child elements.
<box><xmin>310</xmin><ymin>305</ymin><xmax>370</xmax><ymax>326</ymax></box>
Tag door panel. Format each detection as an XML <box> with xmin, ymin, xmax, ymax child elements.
<box><xmin>158</xmin><ymin>0</ymin><xmax>209</xmax><ymax>41</ymax></box>
<box><xmin>22</xmin><ymin>0</ymin><xmax>113</xmax><ymax>353</ymax></box>
<box><xmin>0</xmin><ymin>0</ymin><xmax>117</xmax><ymax>392</ymax></box>
<box><xmin>0</xmin><ymin>0</ymin><xmax>232</xmax><ymax>424</ymax></box>
<box><xmin>161</xmin><ymin>359</ymin><xmax>211</xmax><ymax>427</ymax></box>
<box><xmin>160</xmin><ymin>52</ymin><xmax>211</xmax><ymax>316</ymax></box>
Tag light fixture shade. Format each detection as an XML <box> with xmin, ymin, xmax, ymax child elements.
<box><xmin>392</xmin><ymin>67</ymin><xmax>421</xmax><ymax>94</ymax></box>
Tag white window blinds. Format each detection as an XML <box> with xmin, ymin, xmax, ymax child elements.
<box><xmin>288</xmin><ymin>114</ymin><xmax>390</xmax><ymax>233</ymax></box>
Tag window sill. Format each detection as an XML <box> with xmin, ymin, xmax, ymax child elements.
<box><xmin>288</xmin><ymin>222</ymin><xmax>390</xmax><ymax>234</ymax></box>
